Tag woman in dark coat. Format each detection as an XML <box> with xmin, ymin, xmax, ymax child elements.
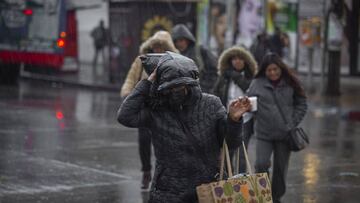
<box><xmin>247</xmin><ymin>53</ymin><xmax>307</xmax><ymax>203</ymax></box>
<box><xmin>117</xmin><ymin>52</ymin><xmax>251</xmax><ymax>202</ymax></box>
<box><xmin>214</xmin><ymin>46</ymin><xmax>257</xmax><ymax>108</ymax></box>
<box><xmin>214</xmin><ymin>46</ymin><xmax>257</xmax><ymax>173</ymax></box>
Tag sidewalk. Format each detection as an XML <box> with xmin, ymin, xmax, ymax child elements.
<box><xmin>20</xmin><ymin>62</ymin><xmax>120</xmax><ymax>92</ymax></box>
<box><xmin>20</xmin><ymin>63</ymin><xmax>360</xmax><ymax>111</ymax></box>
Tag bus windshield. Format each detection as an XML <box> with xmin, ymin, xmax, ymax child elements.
<box><xmin>0</xmin><ymin>0</ymin><xmax>64</xmax><ymax>53</ymax></box>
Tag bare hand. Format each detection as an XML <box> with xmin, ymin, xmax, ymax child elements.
<box><xmin>228</xmin><ymin>97</ymin><xmax>252</xmax><ymax>122</ymax></box>
<box><xmin>147</xmin><ymin>67</ymin><xmax>157</xmax><ymax>82</ymax></box>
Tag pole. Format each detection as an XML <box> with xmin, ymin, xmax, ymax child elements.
<box><xmin>294</xmin><ymin>1</ymin><xmax>299</xmax><ymax>70</ymax></box>
<box><xmin>307</xmin><ymin>47</ymin><xmax>314</xmax><ymax>92</ymax></box>
<box><xmin>325</xmin><ymin>0</ymin><xmax>343</xmax><ymax>96</ymax></box>
<box><xmin>349</xmin><ymin>0</ymin><xmax>359</xmax><ymax>75</ymax></box>
<box><xmin>320</xmin><ymin>0</ymin><xmax>328</xmax><ymax>94</ymax></box>
<box><xmin>326</xmin><ymin>50</ymin><xmax>341</xmax><ymax>95</ymax></box>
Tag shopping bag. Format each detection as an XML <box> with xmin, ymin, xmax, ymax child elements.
<box><xmin>196</xmin><ymin>141</ymin><xmax>273</xmax><ymax>203</ymax></box>
<box><xmin>209</xmin><ymin>173</ymin><xmax>272</xmax><ymax>203</ymax></box>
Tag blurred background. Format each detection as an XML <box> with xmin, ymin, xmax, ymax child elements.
<box><xmin>0</xmin><ymin>0</ymin><xmax>359</xmax><ymax>203</ymax></box>
<box><xmin>0</xmin><ymin>0</ymin><xmax>358</xmax><ymax>93</ymax></box>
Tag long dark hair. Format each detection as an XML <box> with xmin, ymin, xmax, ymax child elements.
<box><xmin>255</xmin><ymin>53</ymin><xmax>306</xmax><ymax>97</ymax></box>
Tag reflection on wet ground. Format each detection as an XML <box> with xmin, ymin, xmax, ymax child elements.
<box><xmin>0</xmin><ymin>79</ymin><xmax>360</xmax><ymax>203</ymax></box>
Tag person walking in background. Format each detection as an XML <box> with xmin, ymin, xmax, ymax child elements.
<box><xmin>247</xmin><ymin>53</ymin><xmax>307</xmax><ymax>203</ymax></box>
<box><xmin>121</xmin><ymin>31</ymin><xmax>178</xmax><ymax>97</ymax></box>
<box><xmin>250</xmin><ymin>31</ymin><xmax>271</xmax><ymax>65</ymax></box>
<box><xmin>269</xmin><ymin>27</ymin><xmax>285</xmax><ymax>58</ymax></box>
<box><xmin>117</xmin><ymin>51</ymin><xmax>251</xmax><ymax>202</ymax></box>
<box><xmin>91</xmin><ymin>20</ymin><xmax>107</xmax><ymax>72</ymax></box>
<box><xmin>280</xmin><ymin>32</ymin><xmax>291</xmax><ymax>62</ymax></box>
<box><xmin>214</xmin><ymin>46</ymin><xmax>257</xmax><ymax>173</ymax></box>
<box><xmin>171</xmin><ymin>24</ymin><xmax>218</xmax><ymax>94</ymax></box>
<box><xmin>120</xmin><ymin>30</ymin><xmax>178</xmax><ymax>190</ymax></box>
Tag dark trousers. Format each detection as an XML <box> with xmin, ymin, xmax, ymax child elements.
<box><xmin>92</xmin><ymin>47</ymin><xmax>105</xmax><ymax>71</ymax></box>
<box><xmin>255</xmin><ymin>138</ymin><xmax>291</xmax><ymax>203</ymax></box>
<box><xmin>138</xmin><ymin>127</ymin><xmax>152</xmax><ymax>172</ymax></box>
<box><xmin>231</xmin><ymin>119</ymin><xmax>254</xmax><ymax>173</ymax></box>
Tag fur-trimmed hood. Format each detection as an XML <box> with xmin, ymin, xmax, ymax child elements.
<box><xmin>218</xmin><ymin>46</ymin><xmax>257</xmax><ymax>76</ymax></box>
<box><xmin>139</xmin><ymin>31</ymin><xmax>178</xmax><ymax>54</ymax></box>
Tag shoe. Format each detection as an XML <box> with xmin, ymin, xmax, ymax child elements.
<box><xmin>141</xmin><ymin>171</ymin><xmax>152</xmax><ymax>190</ymax></box>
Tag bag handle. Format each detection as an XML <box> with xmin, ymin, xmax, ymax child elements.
<box><xmin>242</xmin><ymin>141</ymin><xmax>253</xmax><ymax>174</ymax></box>
<box><xmin>220</xmin><ymin>140</ymin><xmax>233</xmax><ymax>179</ymax></box>
<box><xmin>220</xmin><ymin>140</ymin><xmax>253</xmax><ymax>180</ymax></box>
<box><xmin>234</xmin><ymin>126</ymin><xmax>253</xmax><ymax>175</ymax></box>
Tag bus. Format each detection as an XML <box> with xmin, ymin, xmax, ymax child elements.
<box><xmin>0</xmin><ymin>0</ymin><xmax>78</xmax><ymax>83</ymax></box>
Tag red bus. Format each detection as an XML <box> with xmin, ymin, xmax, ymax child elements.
<box><xmin>0</xmin><ymin>0</ymin><xmax>78</xmax><ymax>83</ymax></box>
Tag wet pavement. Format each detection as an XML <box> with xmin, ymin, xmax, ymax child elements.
<box><xmin>0</xmin><ymin>75</ymin><xmax>360</xmax><ymax>203</ymax></box>
<box><xmin>20</xmin><ymin>62</ymin><xmax>118</xmax><ymax>91</ymax></box>
<box><xmin>0</xmin><ymin>80</ymin><xmax>149</xmax><ymax>203</ymax></box>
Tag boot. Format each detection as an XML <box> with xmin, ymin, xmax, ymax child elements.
<box><xmin>141</xmin><ymin>171</ymin><xmax>152</xmax><ymax>190</ymax></box>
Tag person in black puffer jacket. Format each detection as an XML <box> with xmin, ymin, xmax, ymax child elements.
<box><xmin>117</xmin><ymin>52</ymin><xmax>251</xmax><ymax>203</ymax></box>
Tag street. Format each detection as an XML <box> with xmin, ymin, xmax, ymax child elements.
<box><xmin>0</xmin><ymin>78</ymin><xmax>360</xmax><ymax>203</ymax></box>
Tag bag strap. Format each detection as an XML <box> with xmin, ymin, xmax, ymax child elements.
<box><xmin>270</xmin><ymin>91</ymin><xmax>289</xmax><ymax>125</ymax></box>
<box><xmin>234</xmin><ymin>127</ymin><xmax>253</xmax><ymax>175</ymax></box>
<box><xmin>242</xmin><ymin>141</ymin><xmax>253</xmax><ymax>174</ymax></box>
<box><xmin>220</xmin><ymin>140</ymin><xmax>233</xmax><ymax>179</ymax></box>
<box><xmin>220</xmin><ymin>140</ymin><xmax>253</xmax><ymax>180</ymax></box>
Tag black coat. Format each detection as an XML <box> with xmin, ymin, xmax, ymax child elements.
<box><xmin>117</xmin><ymin>52</ymin><xmax>242</xmax><ymax>203</ymax></box>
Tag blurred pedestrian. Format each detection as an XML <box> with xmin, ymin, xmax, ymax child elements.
<box><xmin>269</xmin><ymin>27</ymin><xmax>285</xmax><ymax>58</ymax></box>
<box><xmin>171</xmin><ymin>24</ymin><xmax>218</xmax><ymax>94</ymax></box>
<box><xmin>117</xmin><ymin>52</ymin><xmax>251</xmax><ymax>203</ymax></box>
<box><xmin>90</xmin><ymin>20</ymin><xmax>107</xmax><ymax>72</ymax></box>
<box><xmin>280</xmin><ymin>32</ymin><xmax>290</xmax><ymax>60</ymax></box>
<box><xmin>247</xmin><ymin>53</ymin><xmax>307</xmax><ymax>203</ymax></box>
<box><xmin>120</xmin><ymin>30</ymin><xmax>177</xmax><ymax>190</ymax></box>
<box><xmin>250</xmin><ymin>31</ymin><xmax>271</xmax><ymax>65</ymax></box>
<box><xmin>214</xmin><ymin>46</ymin><xmax>257</xmax><ymax>173</ymax></box>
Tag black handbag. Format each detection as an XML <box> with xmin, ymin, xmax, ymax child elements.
<box><xmin>271</xmin><ymin>92</ymin><xmax>309</xmax><ymax>152</ymax></box>
<box><xmin>287</xmin><ymin>127</ymin><xmax>309</xmax><ymax>151</ymax></box>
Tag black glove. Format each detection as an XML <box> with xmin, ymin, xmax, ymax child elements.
<box><xmin>139</xmin><ymin>53</ymin><xmax>165</xmax><ymax>75</ymax></box>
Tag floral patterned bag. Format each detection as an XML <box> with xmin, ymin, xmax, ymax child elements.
<box><xmin>196</xmin><ymin>141</ymin><xmax>273</xmax><ymax>203</ymax></box>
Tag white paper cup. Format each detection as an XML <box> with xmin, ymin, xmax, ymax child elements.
<box><xmin>249</xmin><ymin>96</ymin><xmax>257</xmax><ymax>112</ymax></box>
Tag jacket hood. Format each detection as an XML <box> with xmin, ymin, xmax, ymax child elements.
<box><xmin>171</xmin><ymin>24</ymin><xmax>196</xmax><ymax>45</ymax></box>
<box><xmin>139</xmin><ymin>30</ymin><xmax>178</xmax><ymax>54</ymax></box>
<box><xmin>155</xmin><ymin>51</ymin><xmax>199</xmax><ymax>92</ymax></box>
<box><xmin>218</xmin><ymin>46</ymin><xmax>258</xmax><ymax>76</ymax></box>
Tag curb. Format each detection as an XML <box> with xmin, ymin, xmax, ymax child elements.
<box><xmin>20</xmin><ymin>72</ymin><xmax>120</xmax><ymax>92</ymax></box>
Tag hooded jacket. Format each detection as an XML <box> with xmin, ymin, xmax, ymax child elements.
<box><xmin>120</xmin><ymin>31</ymin><xmax>178</xmax><ymax>97</ymax></box>
<box><xmin>172</xmin><ymin>24</ymin><xmax>218</xmax><ymax>94</ymax></box>
<box><xmin>214</xmin><ymin>46</ymin><xmax>257</xmax><ymax>106</ymax></box>
<box><xmin>117</xmin><ymin>52</ymin><xmax>243</xmax><ymax>203</ymax></box>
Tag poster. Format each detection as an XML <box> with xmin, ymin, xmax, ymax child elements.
<box><xmin>235</xmin><ymin>0</ymin><xmax>264</xmax><ymax>48</ymax></box>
